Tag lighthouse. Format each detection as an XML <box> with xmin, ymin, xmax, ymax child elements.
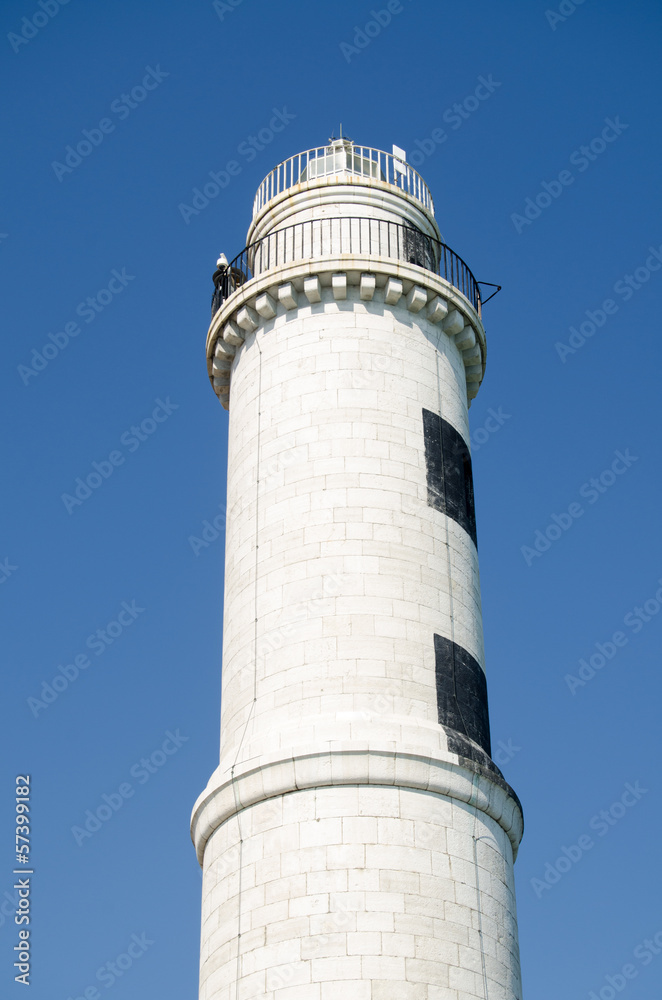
<box><xmin>191</xmin><ymin>137</ymin><xmax>524</xmax><ymax>1000</ymax></box>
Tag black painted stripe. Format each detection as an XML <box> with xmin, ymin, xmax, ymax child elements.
<box><xmin>422</xmin><ymin>408</ymin><xmax>477</xmax><ymax>546</ymax></box>
<box><xmin>434</xmin><ymin>633</ymin><xmax>491</xmax><ymax>757</ymax></box>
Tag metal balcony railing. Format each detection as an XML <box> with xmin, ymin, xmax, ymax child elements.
<box><xmin>211</xmin><ymin>216</ymin><xmax>499</xmax><ymax>320</ymax></box>
<box><xmin>252</xmin><ymin>145</ymin><xmax>434</xmax><ymax>219</ymax></box>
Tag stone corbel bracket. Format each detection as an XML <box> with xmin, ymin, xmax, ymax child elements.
<box><xmin>206</xmin><ymin>256</ymin><xmax>487</xmax><ymax>411</ymax></box>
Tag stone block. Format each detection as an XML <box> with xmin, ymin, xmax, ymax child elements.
<box><xmin>406</xmin><ymin>286</ymin><xmax>427</xmax><ymax>313</ymax></box>
<box><xmin>332</xmin><ymin>273</ymin><xmax>347</xmax><ymax>300</ymax></box>
<box><xmin>215</xmin><ymin>337</ymin><xmax>236</xmax><ymax>358</ymax></box>
<box><xmin>275</xmin><ymin>981</ymin><xmax>320</xmax><ymax>1000</ymax></box>
<box><xmin>385</xmin><ymin>278</ymin><xmax>403</xmax><ymax>305</ymax></box>
<box><xmin>236</xmin><ymin>305</ymin><xmax>259</xmax><ymax>332</ymax></box>
<box><xmin>427</xmin><ymin>296</ymin><xmax>449</xmax><ymax>323</ymax></box>
<box><xmin>304</xmin><ymin>276</ymin><xmax>322</xmax><ymax>303</ymax></box>
<box><xmin>322</xmin><ymin>983</ymin><xmax>370</xmax><ymax>1000</ymax></box>
<box><xmin>212</xmin><ymin>357</ymin><xmax>232</xmax><ymax>375</ymax></box>
<box><xmin>347</xmin><ymin>931</ymin><xmax>382</xmax><ymax>955</ymax></box>
<box><xmin>372</xmin><ymin>982</ymin><xmax>425</xmax><ymax>1000</ymax></box>
<box><xmin>443</xmin><ymin>309</ymin><xmax>464</xmax><ymax>336</ymax></box>
<box><xmin>462</xmin><ymin>343</ymin><xmax>481</xmax><ymax>365</ymax></box>
<box><xmin>278</xmin><ymin>282</ymin><xmax>299</xmax><ymax>309</ymax></box>
<box><xmin>455</xmin><ymin>326</ymin><xmax>476</xmax><ymax>351</ymax></box>
<box><xmin>223</xmin><ymin>321</ymin><xmax>244</xmax><ymax>346</ymax></box>
<box><xmin>362</xmin><ymin>955</ymin><xmax>406</xmax><ymax>981</ymax></box>
<box><xmin>256</xmin><ymin>292</ymin><xmax>277</xmax><ymax>319</ymax></box>
<box><xmin>311</xmin><ymin>955</ymin><xmax>363</xmax><ymax>981</ymax></box>
<box><xmin>360</xmin><ymin>273</ymin><xmax>376</xmax><ymax>300</ymax></box>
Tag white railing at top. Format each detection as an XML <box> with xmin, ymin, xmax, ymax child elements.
<box><xmin>252</xmin><ymin>144</ymin><xmax>435</xmax><ymax>219</ymax></box>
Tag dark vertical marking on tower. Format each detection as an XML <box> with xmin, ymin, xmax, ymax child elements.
<box><xmin>434</xmin><ymin>633</ymin><xmax>491</xmax><ymax>757</ymax></box>
<box><xmin>422</xmin><ymin>408</ymin><xmax>477</xmax><ymax>546</ymax></box>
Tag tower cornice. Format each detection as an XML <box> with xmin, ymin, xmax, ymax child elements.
<box><xmin>191</xmin><ymin>745</ymin><xmax>524</xmax><ymax>868</ymax></box>
<box><xmin>206</xmin><ymin>256</ymin><xmax>487</xmax><ymax>410</ymax></box>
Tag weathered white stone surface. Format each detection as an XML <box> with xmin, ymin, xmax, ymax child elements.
<box><xmin>197</xmin><ymin>784</ymin><xmax>522</xmax><ymax>1000</ymax></box>
<box><xmin>215</xmin><ymin>290</ymin><xmax>481</xmax><ymax>770</ymax></box>
<box><xmin>360</xmin><ymin>273</ymin><xmax>376</xmax><ymax>301</ymax></box>
<box><xmin>194</xmin><ymin>151</ymin><xmax>521</xmax><ymax>1000</ymax></box>
<box><xmin>205</xmin><ymin>260</ymin><xmax>486</xmax><ymax>411</ymax></box>
<box><xmin>304</xmin><ymin>276</ymin><xmax>322</xmax><ymax>304</ymax></box>
<box><xmin>256</xmin><ymin>292</ymin><xmax>277</xmax><ymax>319</ymax></box>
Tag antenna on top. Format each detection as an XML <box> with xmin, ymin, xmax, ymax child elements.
<box><xmin>328</xmin><ymin>123</ymin><xmax>353</xmax><ymax>147</ymax></box>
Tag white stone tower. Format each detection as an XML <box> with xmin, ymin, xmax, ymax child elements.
<box><xmin>191</xmin><ymin>137</ymin><xmax>524</xmax><ymax>1000</ymax></box>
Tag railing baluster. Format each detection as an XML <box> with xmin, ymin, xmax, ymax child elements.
<box><xmin>251</xmin><ymin>146</ymin><xmax>433</xmax><ymax>218</ymax></box>
<box><xmin>213</xmin><ymin>215</ymin><xmax>486</xmax><ymax>319</ymax></box>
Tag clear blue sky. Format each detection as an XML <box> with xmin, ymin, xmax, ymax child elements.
<box><xmin>2</xmin><ymin>0</ymin><xmax>661</xmax><ymax>997</ymax></box>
